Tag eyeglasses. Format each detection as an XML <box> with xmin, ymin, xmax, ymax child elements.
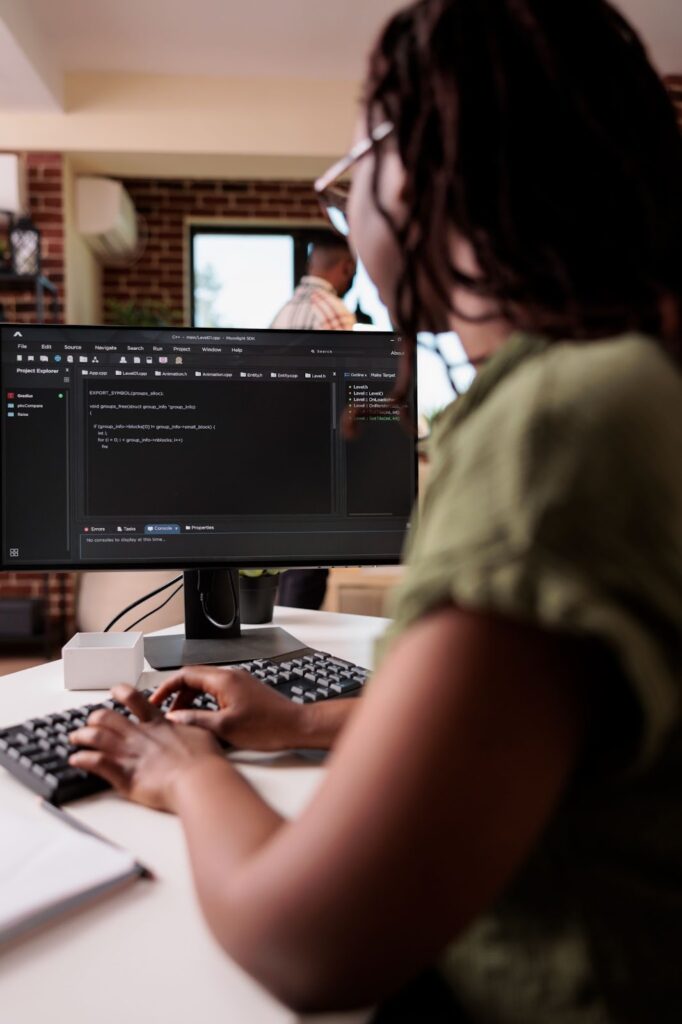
<box><xmin>314</xmin><ymin>120</ymin><xmax>394</xmax><ymax>237</ymax></box>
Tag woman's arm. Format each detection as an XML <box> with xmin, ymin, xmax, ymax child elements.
<box><xmin>172</xmin><ymin>608</ymin><xmax>588</xmax><ymax>1010</ymax></box>
<box><xmin>73</xmin><ymin>606</ymin><xmax>588</xmax><ymax>1012</ymax></box>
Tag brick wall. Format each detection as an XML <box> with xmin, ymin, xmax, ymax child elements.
<box><xmin>0</xmin><ymin>572</ymin><xmax>75</xmax><ymax>642</ymax></box>
<box><xmin>0</xmin><ymin>152</ymin><xmax>73</xmax><ymax>644</ymax></box>
<box><xmin>102</xmin><ymin>179</ymin><xmax>322</xmax><ymax>322</ymax></box>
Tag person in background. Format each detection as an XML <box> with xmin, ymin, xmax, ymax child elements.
<box><xmin>271</xmin><ymin>233</ymin><xmax>357</xmax><ymax>332</ymax></box>
<box><xmin>69</xmin><ymin>1</ymin><xmax>682</xmax><ymax>1020</ymax></box>
<box><xmin>272</xmin><ymin>233</ymin><xmax>357</xmax><ymax>610</ymax></box>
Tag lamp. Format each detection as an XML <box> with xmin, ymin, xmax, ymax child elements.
<box><xmin>10</xmin><ymin>216</ymin><xmax>41</xmax><ymax>276</ymax></box>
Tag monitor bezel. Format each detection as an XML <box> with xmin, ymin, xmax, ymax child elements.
<box><xmin>0</xmin><ymin>323</ymin><xmax>418</xmax><ymax>573</ymax></box>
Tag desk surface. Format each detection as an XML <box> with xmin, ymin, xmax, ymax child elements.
<box><xmin>0</xmin><ymin>607</ymin><xmax>388</xmax><ymax>1024</ymax></box>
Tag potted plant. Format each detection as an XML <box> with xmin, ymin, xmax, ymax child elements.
<box><xmin>105</xmin><ymin>299</ymin><xmax>182</xmax><ymax>327</ymax></box>
<box><xmin>238</xmin><ymin>569</ymin><xmax>286</xmax><ymax>624</ymax></box>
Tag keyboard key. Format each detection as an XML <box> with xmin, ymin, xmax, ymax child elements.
<box><xmin>31</xmin><ymin>751</ymin><xmax>60</xmax><ymax>766</ymax></box>
<box><xmin>27</xmin><ymin>718</ymin><xmax>50</xmax><ymax>730</ymax></box>
<box><xmin>53</xmin><ymin>767</ymin><xmax>83</xmax><ymax>784</ymax></box>
<box><xmin>18</xmin><ymin>743</ymin><xmax>42</xmax><ymax>758</ymax></box>
<box><xmin>330</xmin><ymin>680</ymin><xmax>362</xmax><ymax>695</ymax></box>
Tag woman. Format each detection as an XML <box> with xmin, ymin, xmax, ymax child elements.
<box><xmin>69</xmin><ymin>1</ymin><xmax>682</xmax><ymax>1019</ymax></box>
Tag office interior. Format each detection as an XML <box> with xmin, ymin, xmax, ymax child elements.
<box><xmin>0</xmin><ymin>0</ymin><xmax>443</xmax><ymax>669</ymax></box>
<box><xmin>0</xmin><ymin>1</ymin><xmax>681</xmax><ymax>1022</ymax></box>
<box><xmin>1</xmin><ymin>1</ymin><xmax>679</xmax><ymax>670</ymax></box>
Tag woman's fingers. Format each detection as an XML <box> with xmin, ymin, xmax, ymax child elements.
<box><xmin>68</xmin><ymin>723</ymin><xmax>127</xmax><ymax>756</ymax></box>
<box><xmin>166</xmin><ymin>686</ymin><xmax>197</xmax><ymax>712</ymax></box>
<box><xmin>68</xmin><ymin>750</ymin><xmax>131</xmax><ymax>792</ymax></box>
<box><xmin>148</xmin><ymin>673</ymin><xmax>187</xmax><ymax>706</ymax></box>
<box><xmin>149</xmin><ymin>668</ymin><xmax>206</xmax><ymax>706</ymax></box>
<box><xmin>86</xmin><ymin>707</ymin><xmax>133</xmax><ymax>735</ymax></box>
<box><xmin>150</xmin><ymin>666</ymin><xmax>235</xmax><ymax>708</ymax></box>
<box><xmin>165</xmin><ymin>708</ymin><xmax>224</xmax><ymax>732</ymax></box>
<box><xmin>111</xmin><ymin>683</ymin><xmax>163</xmax><ymax>723</ymax></box>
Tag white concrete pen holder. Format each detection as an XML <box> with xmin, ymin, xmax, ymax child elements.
<box><xmin>62</xmin><ymin>632</ymin><xmax>144</xmax><ymax>691</ymax></box>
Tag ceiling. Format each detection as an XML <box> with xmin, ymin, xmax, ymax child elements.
<box><xmin>22</xmin><ymin>0</ymin><xmax>403</xmax><ymax>81</ymax></box>
<box><xmin>18</xmin><ymin>0</ymin><xmax>682</xmax><ymax>80</ymax></box>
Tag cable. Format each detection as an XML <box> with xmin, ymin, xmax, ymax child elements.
<box><xmin>124</xmin><ymin>584</ymin><xmax>183</xmax><ymax>633</ymax></box>
<box><xmin>198</xmin><ymin>569</ymin><xmax>238</xmax><ymax>631</ymax></box>
<box><xmin>103</xmin><ymin>574</ymin><xmax>183</xmax><ymax>632</ymax></box>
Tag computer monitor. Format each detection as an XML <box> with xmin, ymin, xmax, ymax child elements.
<box><xmin>0</xmin><ymin>324</ymin><xmax>417</xmax><ymax>667</ymax></box>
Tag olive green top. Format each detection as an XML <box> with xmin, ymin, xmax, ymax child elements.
<box><xmin>381</xmin><ymin>332</ymin><xmax>682</xmax><ymax>1023</ymax></box>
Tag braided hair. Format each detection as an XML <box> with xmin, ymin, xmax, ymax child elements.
<box><xmin>363</xmin><ymin>0</ymin><xmax>682</xmax><ymax>400</ymax></box>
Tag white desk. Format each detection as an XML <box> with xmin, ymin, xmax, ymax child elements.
<box><xmin>0</xmin><ymin>607</ymin><xmax>388</xmax><ymax>1024</ymax></box>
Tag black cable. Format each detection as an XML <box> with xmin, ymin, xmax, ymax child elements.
<box><xmin>198</xmin><ymin>570</ymin><xmax>238</xmax><ymax>630</ymax></box>
<box><xmin>103</xmin><ymin>574</ymin><xmax>183</xmax><ymax>632</ymax></box>
<box><xmin>124</xmin><ymin>584</ymin><xmax>184</xmax><ymax>633</ymax></box>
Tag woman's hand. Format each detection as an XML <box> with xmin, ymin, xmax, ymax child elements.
<box><xmin>68</xmin><ymin>684</ymin><xmax>226</xmax><ymax>813</ymax></box>
<box><xmin>148</xmin><ymin>665</ymin><xmax>312</xmax><ymax>751</ymax></box>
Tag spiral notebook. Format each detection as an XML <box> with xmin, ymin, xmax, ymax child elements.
<box><xmin>0</xmin><ymin>802</ymin><xmax>148</xmax><ymax>949</ymax></box>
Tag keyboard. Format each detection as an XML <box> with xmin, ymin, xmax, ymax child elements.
<box><xmin>0</xmin><ymin>648</ymin><xmax>369</xmax><ymax>805</ymax></box>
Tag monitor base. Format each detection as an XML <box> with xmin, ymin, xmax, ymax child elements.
<box><xmin>144</xmin><ymin>626</ymin><xmax>307</xmax><ymax>670</ymax></box>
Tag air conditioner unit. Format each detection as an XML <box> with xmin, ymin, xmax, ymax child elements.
<box><xmin>76</xmin><ymin>177</ymin><xmax>138</xmax><ymax>261</ymax></box>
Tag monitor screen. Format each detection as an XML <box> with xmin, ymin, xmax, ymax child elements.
<box><xmin>0</xmin><ymin>325</ymin><xmax>416</xmax><ymax>571</ymax></box>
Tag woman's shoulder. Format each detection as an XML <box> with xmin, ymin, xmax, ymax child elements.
<box><xmin>523</xmin><ymin>332</ymin><xmax>681</xmax><ymax>428</ymax></box>
<box><xmin>433</xmin><ymin>331</ymin><xmax>681</xmax><ymax>471</ymax></box>
<box><xmin>420</xmin><ymin>330</ymin><xmax>682</xmax><ymax>563</ymax></box>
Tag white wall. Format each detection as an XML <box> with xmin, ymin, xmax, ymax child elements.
<box><xmin>62</xmin><ymin>155</ymin><xmax>102</xmax><ymax>325</ymax></box>
<box><xmin>0</xmin><ymin>71</ymin><xmax>359</xmax><ymax>176</ymax></box>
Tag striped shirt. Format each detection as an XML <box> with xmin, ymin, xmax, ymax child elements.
<box><xmin>270</xmin><ymin>276</ymin><xmax>356</xmax><ymax>331</ymax></box>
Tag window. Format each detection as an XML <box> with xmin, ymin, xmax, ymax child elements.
<box><xmin>191</xmin><ymin>226</ymin><xmax>310</xmax><ymax>330</ymax></box>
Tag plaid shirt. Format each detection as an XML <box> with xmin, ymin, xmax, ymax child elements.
<box><xmin>270</xmin><ymin>276</ymin><xmax>356</xmax><ymax>331</ymax></box>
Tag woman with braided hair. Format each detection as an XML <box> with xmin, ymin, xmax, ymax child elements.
<box><xmin>70</xmin><ymin>2</ymin><xmax>681</xmax><ymax>1019</ymax></box>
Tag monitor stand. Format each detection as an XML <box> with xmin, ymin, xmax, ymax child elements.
<box><xmin>143</xmin><ymin>569</ymin><xmax>306</xmax><ymax>670</ymax></box>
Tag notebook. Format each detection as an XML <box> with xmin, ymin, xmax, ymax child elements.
<box><xmin>0</xmin><ymin>802</ymin><xmax>148</xmax><ymax>948</ymax></box>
